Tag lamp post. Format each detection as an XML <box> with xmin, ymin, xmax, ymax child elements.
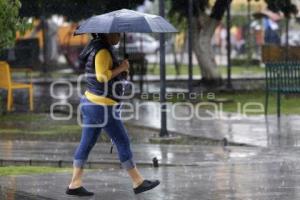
<box><xmin>159</xmin><ymin>0</ymin><xmax>168</xmax><ymax>137</ymax></box>
<box><xmin>285</xmin><ymin>0</ymin><xmax>289</xmax><ymax>62</ymax></box>
<box><xmin>247</xmin><ymin>0</ymin><xmax>252</xmax><ymax>67</ymax></box>
<box><xmin>226</xmin><ymin>0</ymin><xmax>232</xmax><ymax>89</ymax></box>
<box><xmin>188</xmin><ymin>0</ymin><xmax>193</xmax><ymax>94</ymax></box>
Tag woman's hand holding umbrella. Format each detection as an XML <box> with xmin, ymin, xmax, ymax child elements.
<box><xmin>120</xmin><ymin>59</ymin><xmax>129</xmax><ymax>71</ymax></box>
<box><xmin>120</xmin><ymin>59</ymin><xmax>130</xmax><ymax>78</ymax></box>
<box><xmin>110</xmin><ymin>59</ymin><xmax>129</xmax><ymax>79</ymax></box>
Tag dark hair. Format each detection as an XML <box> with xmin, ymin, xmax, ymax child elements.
<box><xmin>91</xmin><ymin>33</ymin><xmax>107</xmax><ymax>40</ymax></box>
<box><xmin>91</xmin><ymin>33</ymin><xmax>100</xmax><ymax>39</ymax></box>
<box><xmin>91</xmin><ymin>33</ymin><xmax>97</xmax><ymax>39</ymax></box>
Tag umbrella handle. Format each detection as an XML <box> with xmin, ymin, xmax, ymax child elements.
<box><xmin>120</xmin><ymin>70</ymin><xmax>128</xmax><ymax>78</ymax></box>
<box><xmin>122</xmin><ymin>33</ymin><xmax>129</xmax><ymax>78</ymax></box>
<box><xmin>121</xmin><ymin>53</ymin><xmax>129</xmax><ymax>78</ymax></box>
<box><xmin>124</xmin><ymin>53</ymin><xmax>129</xmax><ymax>59</ymax></box>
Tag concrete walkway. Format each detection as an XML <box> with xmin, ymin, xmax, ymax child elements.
<box><xmin>2</xmin><ymin>76</ymin><xmax>300</xmax><ymax>199</ymax></box>
<box><xmin>5</xmin><ymin>85</ymin><xmax>300</xmax><ymax>147</ymax></box>
<box><xmin>125</xmin><ymin>100</ymin><xmax>300</xmax><ymax>147</ymax></box>
<box><xmin>2</xmin><ymin>162</ymin><xmax>300</xmax><ymax>200</ymax></box>
<box><xmin>2</xmin><ymin>140</ymin><xmax>300</xmax><ymax>168</ymax></box>
<box><xmin>2</xmin><ymin>140</ymin><xmax>300</xmax><ymax>199</ymax></box>
<box><xmin>0</xmin><ymin>140</ymin><xmax>264</xmax><ymax>167</ymax></box>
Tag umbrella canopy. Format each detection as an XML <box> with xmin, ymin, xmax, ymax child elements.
<box><xmin>74</xmin><ymin>9</ymin><xmax>177</xmax><ymax>35</ymax></box>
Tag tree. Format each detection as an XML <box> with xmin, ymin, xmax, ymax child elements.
<box><xmin>18</xmin><ymin>0</ymin><xmax>146</xmax><ymax>69</ymax></box>
<box><xmin>169</xmin><ymin>0</ymin><xmax>232</xmax><ymax>84</ymax></box>
<box><xmin>19</xmin><ymin>0</ymin><xmax>146</xmax><ymax>21</ymax></box>
<box><xmin>266</xmin><ymin>0</ymin><xmax>298</xmax><ymax>60</ymax></box>
<box><xmin>169</xmin><ymin>0</ymin><xmax>298</xmax><ymax>84</ymax></box>
<box><xmin>265</xmin><ymin>0</ymin><xmax>298</xmax><ymax>18</ymax></box>
<box><xmin>0</xmin><ymin>0</ymin><xmax>30</xmax><ymax>49</ymax></box>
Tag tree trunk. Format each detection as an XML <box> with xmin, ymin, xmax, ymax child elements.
<box><xmin>192</xmin><ymin>14</ymin><xmax>221</xmax><ymax>83</ymax></box>
<box><xmin>191</xmin><ymin>0</ymin><xmax>232</xmax><ymax>85</ymax></box>
<box><xmin>171</xmin><ymin>35</ymin><xmax>180</xmax><ymax>76</ymax></box>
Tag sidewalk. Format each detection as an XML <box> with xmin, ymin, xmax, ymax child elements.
<box><xmin>2</xmin><ymin>162</ymin><xmax>300</xmax><ymax>200</ymax></box>
<box><xmin>6</xmin><ymin>86</ymin><xmax>300</xmax><ymax>147</ymax></box>
<box><xmin>1</xmin><ymin>140</ymin><xmax>300</xmax><ymax>199</ymax></box>
<box><xmin>2</xmin><ymin>140</ymin><xmax>300</xmax><ymax>168</ymax></box>
<box><xmin>125</xmin><ymin>100</ymin><xmax>300</xmax><ymax>147</ymax></box>
<box><xmin>0</xmin><ymin>140</ymin><xmax>259</xmax><ymax>167</ymax></box>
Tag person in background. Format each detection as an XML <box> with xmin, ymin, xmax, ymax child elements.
<box><xmin>263</xmin><ymin>17</ymin><xmax>281</xmax><ymax>45</ymax></box>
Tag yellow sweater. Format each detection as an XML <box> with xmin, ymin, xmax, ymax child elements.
<box><xmin>85</xmin><ymin>49</ymin><xmax>117</xmax><ymax>105</ymax></box>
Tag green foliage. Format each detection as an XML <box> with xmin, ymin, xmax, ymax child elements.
<box><xmin>0</xmin><ymin>0</ymin><xmax>20</xmax><ymax>48</ymax></box>
<box><xmin>168</xmin><ymin>0</ymin><xmax>206</xmax><ymax>20</ymax></box>
<box><xmin>168</xmin><ymin>0</ymin><xmax>232</xmax><ymax>29</ymax></box>
<box><xmin>0</xmin><ymin>0</ymin><xmax>31</xmax><ymax>49</ymax></box>
<box><xmin>169</xmin><ymin>0</ymin><xmax>298</xmax><ymax>29</ymax></box>
<box><xmin>264</xmin><ymin>0</ymin><xmax>298</xmax><ymax>17</ymax></box>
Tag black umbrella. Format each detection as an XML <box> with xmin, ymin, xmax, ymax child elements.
<box><xmin>74</xmin><ymin>9</ymin><xmax>177</xmax><ymax>57</ymax></box>
<box><xmin>74</xmin><ymin>9</ymin><xmax>177</xmax><ymax>34</ymax></box>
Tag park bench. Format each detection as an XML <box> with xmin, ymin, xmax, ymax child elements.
<box><xmin>0</xmin><ymin>38</ymin><xmax>40</xmax><ymax>70</ymax></box>
<box><xmin>127</xmin><ymin>52</ymin><xmax>148</xmax><ymax>92</ymax></box>
<box><xmin>265</xmin><ymin>62</ymin><xmax>300</xmax><ymax>117</ymax></box>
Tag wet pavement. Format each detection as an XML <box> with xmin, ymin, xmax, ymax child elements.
<box><xmin>3</xmin><ymin>140</ymin><xmax>300</xmax><ymax>168</ymax></box>
<box><xmin>0</xmin><ymin>140</ymin><xmax>257</xmax><ymax>167</ymax></box>
<box><xmin>2</xmin><ymin>140</ymin><xmax>300</xmax><ymax>199</ymax></box>
<box><xmin>4</xmin><ymin>83</ymin><xmax>300</xmax><ymax>148</ymax></box>
<box><xmin>125</xmin><ymin>100</ymin><xmax>300</xmax><ymax>147</ymax></box>
<box><xmin>1</xmin><ymin>78</ymin><xmax>300</xmax><ymax>199</ymax></box>
<box><xmin>3</xmin><ymin>164</ymin><xmax>300</xmax><ymax>200</ymax></box>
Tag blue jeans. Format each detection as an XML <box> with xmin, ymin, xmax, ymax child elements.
<box><xmin>73</xmin><ymin>96</ymin><xmax>135</xmax><ymax>170</ymax></box>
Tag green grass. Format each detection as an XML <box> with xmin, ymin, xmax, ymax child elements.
<box><xmin>0</xmin><ymin>113</ymin><xmax>81</xmax><ymax>136</ymax></box>
<box><xmin>10</xmin><ymin>64</ymin><xmax>264</xmax><ymax>79</ymax></box>
<box><xmin>0</xmin><ymin>113</ymin><xmax>45</xmax><ymax>122</ymax></box>
<box><xmin>147</xmin><ymin>64</ymin><xmax>264</xmax><ymax>76</ymax></box>
<box><xmin>11</xmin><ymin>70</ymin><xmax>77</xmax><ymax>80</ymax></box>
<box><xmin>214</xmin><ymin>91</ymin><xmax>300</xmax><ymax>115</ymax></box>
<box><xmin>0</xmin><ymin>113</ymin><xmax>112</xmax><ymax>142</ymax></box>
<box><xmin>142</xmin><ymin>91</ymin><xmax>300</xmax><ymax>115</ymax></box>
<box><xmin>0</xmin><ymin>124</ymin><xmax>81</xmax><ymax>135</ymax></box>
<box><xmin>0</xmin><ymin>166</ymin><xmax>71</xmax><ymax>176</ymax></box>
<box><xmin>220</xmin><ymin>65</ymin><xmax>264</xmax><ymax>75</ymax></box>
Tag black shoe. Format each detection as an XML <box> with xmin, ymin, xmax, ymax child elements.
<box><xmin>133</xmin><ymin>180</ymin><xmax>160</xmax><ymax>194</ymax></box>
<box><xmin>66</xmin><ymin>186</ymin><xmax>94</xmax><ymax>196</ymax></box>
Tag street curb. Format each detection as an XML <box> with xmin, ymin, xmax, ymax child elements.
<box><xmin>0</xmin><ymin>158</ymin><xmax>199</xmax><ymax>169</ymax></box>
<box><xmin>124</xmin><ymin>122</ymin><xmax>256</xmax><ymax>147</ymax></box>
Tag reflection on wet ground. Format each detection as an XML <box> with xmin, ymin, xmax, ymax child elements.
<box><xmin>1</xmin><ymin>82</ymin><xmax>300</xmax><ymax>199</ymax></box>
<box><xmin>0</xmin><ymin>185</ymin><xmax>51</xmax><ymax>200</ymax></box>
<box><xmin>1</xmin><ymin>160</ymin><xmax>300</xmax><ymax>200</ymax></box>
<box><xmin>1</xmin><ymin>140</ymin><xmax>300</xmax><ymax>199</ymax></box>
<box><xmin>126</xmin><ymin>100</ymin><xmax>300</xmax><ymax>147</ymax></box>
<box><xmin>2</xmin><ymin>83</ymin><xmax>300</xmax><ymax>147</ymax></box>
<box><xmin>0</xmin><ymin>140</ymin><xmax>257</xmax><ymax>166</ymax></box>
<box><xmin>2</xmin><ymin>140</ymin><xmax>300</xmax><ymax>167</ymax></box>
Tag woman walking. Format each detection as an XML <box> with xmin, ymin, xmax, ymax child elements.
<box><xmin>66</xmin><ymin>33</ymin><xmax>160</xmax><ymax>196</ymax></box>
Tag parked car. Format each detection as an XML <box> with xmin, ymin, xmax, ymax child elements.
<box><xmin>117</xmin><ymin>33</ymin><xmax>159</xmax><ymax>54</ymax></box>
